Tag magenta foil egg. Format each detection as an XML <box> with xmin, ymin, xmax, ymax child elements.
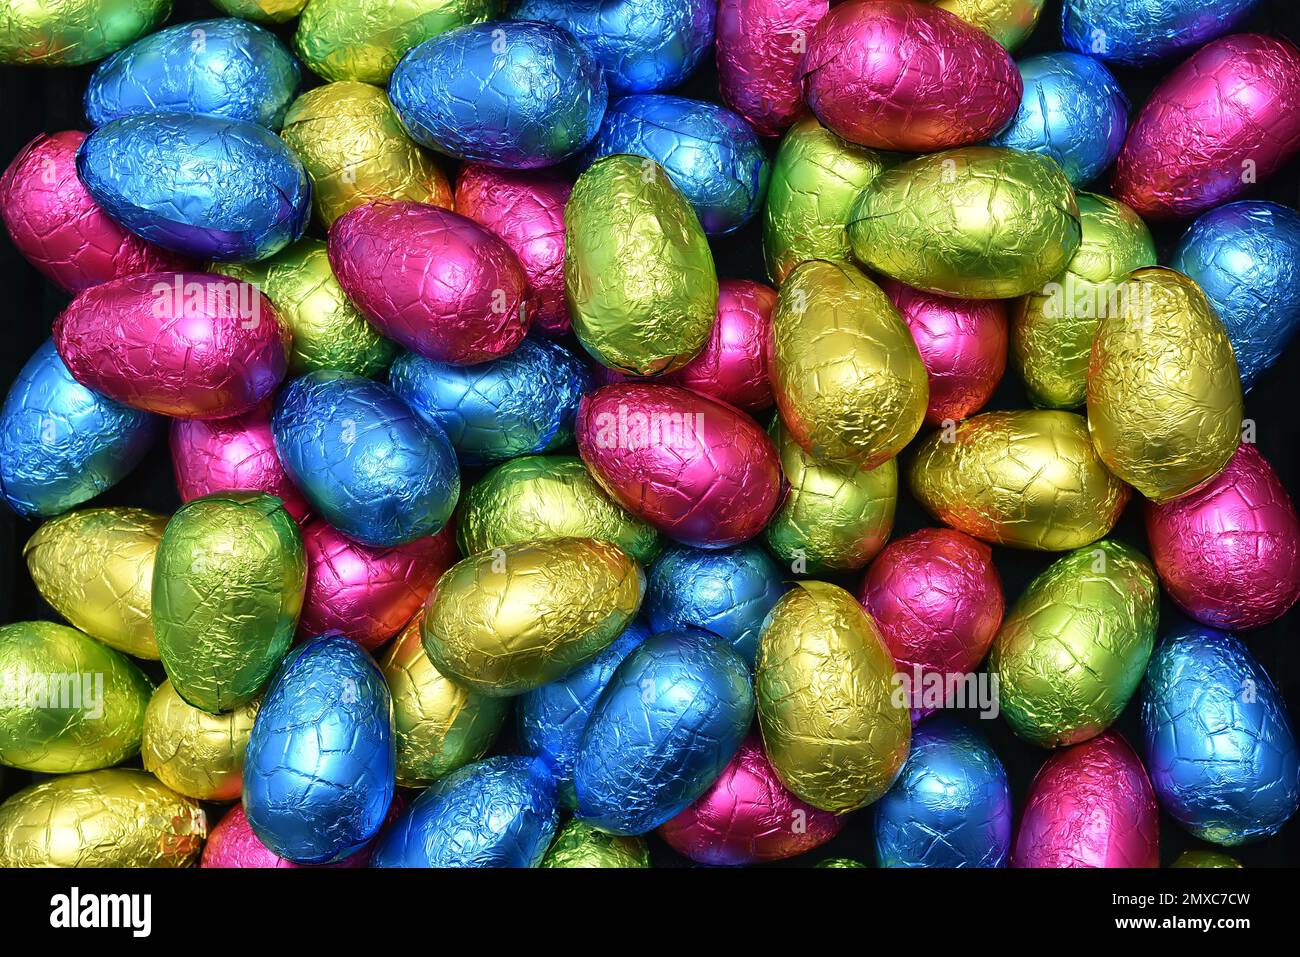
<box><xmin>658</xmin><ymin>733</ymin><xmax>844</xmax><ymax>865</ymax></box>
<box><xmin>660</xmin><ymin>279</ymin><xmax>776</xmax><ymax>413</ymax></box>
<box><xmin>455</xmin><ymin>164</ymin><xmax>572</xmax><ymax>337</ymax></box>
<box><xmin>716</xmin><ymin>0</ymin><xmax>830</xmax><ymax>137</ymax></box>
<box><xmin>328</xmin><ymin>200</ymin><xmax>534</xmax><ymax>364</ymax></box>
<box><xmin>53</xmin><ymin>272</ymin><xmax>288</xmax><ymax>419</ymax></box>
<box><xmin>1013</xmin><ymin>732</ymin><xmax>1159</xmax><ymax>868</ymax></box>
<box><xmin>1113</xmin><ymin>34</ymin><xmax>1300</xmax><ymax>220</ymax></box>
<box><xmin>201</xmin><ymin>798</ymin><xmax>405</xmax><ymax>869</ymax></box>
<box><xmin>576</xmin><ymin>384</ymin><xmax>783</xmax><ymax>548</ymax></box>
<box><xmin>298</xmin><ymin>519</ymin><xmax>458</xmax><ymax>651</ymax></box>
<box><xmin>880</xmin><ymin>279</ymin><xmax>1007</xmax><ymax>426</ymax></box>
<box><xmin>0</xmin><ymin>131</ymin><xmax>191</xmax><ymax>294</ymax></box>
<box><xmin>1145</xmin><ymin>443</ymin><xmax>1300</xmax><ymax>630</ymax></box>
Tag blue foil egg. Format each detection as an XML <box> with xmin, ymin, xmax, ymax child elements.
<box><xmin>1141</xmin><ymin>624</ymin><xmax>1300</xmax><ymax>846</ymax></box>
<box><xmin>243</xmin><ymin>634</ymin><xmax>395</xmax><ymax>864</ymax></box>
<box><xmin>371</xmin><ymin>756</ymin><xmax>559</xmax><ymax>867</ymax></box>
<box><xmin>873</xmin><ymin>719</ymin><xmax>1013</xmax><ymax>868</ymax></box>
<box><xmin>512</xmin><ymin>0</ymin><xmax>715</xmax><ymax>95</ymax></box>
<box><xmin>989</xmin><ymin>53</ymin><xmax>1128</xmax><ymax>187</ymax></box>
<box><xmin>573</xmin><ymin>628</ymin><xmax>754</xmax><ymax>835</ymax></box>
<box><xmin>76</xmin><ymin>112</ymin><xmax>310</xmax><ymax>262</ymax></box>
<box><xmin>272</xmin><ymin>371</ymin><xmax>460</xmax><ymax>547</ymax></box>
<box><xmin>0</xmin><ymin>340</ymin><xmax>158</xmax><ymax>518</ymax></box>
<box><xmin>85</xmin><ymin>18</ymin><xmax>302</xmax><ymax>131</ymax></box>
<box><xmin>584</xmin><ymin>94</ymin><xmax>770</xmax><ymax>236</ymax></box>
<box><xmin>1061</xmin><ymin>0</ymin><xmax>1264</xmax><ymax>65</ymax></box>
<box><xmin>517</xmin><ymin>620</ymin><xmax>650</xmax><ymax>808</ymax></box>
<box><xmin>388</xmin><ymin>21</ymin><xmax>608</xmax><ymax>170</ymax></box>
<box><xmin>645</xmin><ymin>543</ymin><xmax>786</xmax><ymax>669</ymax></box>
<box><xmin>388</xmin><ymin>338</ymin><xmax>591</xmax><ymax>467</ymax></box>
<box><xmin>1171</xmin><ymin>201</ymin><xmax>1300</xmax><ymax>391</ymax></box>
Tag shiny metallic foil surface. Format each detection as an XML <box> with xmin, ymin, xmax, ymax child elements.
<box><xmin>715</xmin><ymin>0</ymin><xmax>829</xmax><ymax>136</ymax></box>
<box><xmin>141</xmin><ymin>680</ymin><xmax>259</xmax><ymax>801</ymax></box>
<box><xmin>930</xmin><ymin>0</ymin><xmax>1044</xmax><ymax>51</ymax></box>
<box><xmin>1061</xmin><ymin>0</ymin><xmax>1264</xmax><ymax>65</ymax></box>
<box><xmin>201</xmin><ymin>803</ymin><xmax>381</xmax><ymax>868</ymax></box>
<box><xmin>541</xmin><ymin>818</ymin><xmax>650</xmax><ymax>868</ymax></box>
<box><xmin>0</xmin><ymin>0</ymin><xmax>171</xmax><ymax>66</ymax></box>
<box><xmin>210</xmin><ymin>0</ymin><xmax>306</xmax><ymax>24</ymax></box>
<box><xmin>1172</xmin><ymin>850</ymin><xmax>1243</xmax><ymax>868</ymax></box>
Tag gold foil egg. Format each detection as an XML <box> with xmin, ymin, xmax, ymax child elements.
<box><xmin>930</xmin><ymin>0</ymin><xmax>1045</xmax><ymax>51</ymax></box>
<box><xmin>23</xmin><ymin>506</ymin><xmax>167</xmax><ymax>659</ymax></box>
<box><xmin>756</xmin><ymin>581</ymin><xmax>911</xmax><ymax>813</ymax></box>
<box><xmin>0</xmin><ymin>0</ymin><xmax>171</xmax><ymax>66</ymax></box>
<box><xmin>771</xmin><ymin>260</ymin><xmax>927</xmax><ymax>470</ymax></box>
<box><xmin>1086</xmin><ymin>267</ymin><xmax>1243</xmax><ymax>502</ymax></box>
<box><xmin>141</xmin><ymin>681</ymin><xmax>259</xmax><ymax>801</ymax></box>
<box><xmin>541</xmin><ymin>818</ymin><xmax>651</xmax><ymax>868</ymax></box>
<box><xmin>908</xmin><ymin>410</ymin><xmax>1131</xmax><ymax>550</ymax></box>
<box><xmin>210</xmin><ymin>0</ymin><xmax>308</xmax><ymax>24</ymax></box>
<box><xmin>421</xmin><ymin>537</ymin><xmax>645</xmax><ymax>697</ymax></box>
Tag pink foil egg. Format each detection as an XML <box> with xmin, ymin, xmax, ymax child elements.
<box><xmin>880</xmin><ymin>279</ymin><xmax>1007</xmax><ymax>426</ymax></box>
<box><xmin>576</xmin><ymin>383</ymin><xmax>783</xmax><ymax>548</ymax></box>
<box><xmin>1112</xmin><ymin>34</ymin><xmax>1300</xmax><ymax>220</ymax></box>
<box><xmin>716</xmin><ymin>0</ymin><xmax>830</xmax><ymax>137</ymax></box>
<box><xmin>455</xmin><ymin>164</ymin><xmax>572</xmax><ymax>337</ymax></box>
<box><xmin>328</xmin><ymin>200</ymin><xmax>534</xmax><ymax>364</ymax></box>
<box><xmin>658</xmin><ymin>733</ymin><xmax>844</xmax><ymax>865</ymax></box>
<box><xmin>298</xmin><ymin>519</ymin><xmax>458</xmax><ymax>651</ymax></box>
<box><xmin>1013</xmin><ymin>732</ymin><xmax>1159</xmax><ymax>868</ymax></box>
<box><xmin>53</xmin><ymin>271</ymin><xmax>288</xmax><ymax>419</ymax></box>
<box><xmin>859</xmin><ymin>528</ymin><xmax>1004</xmax><ymax>720</ymax></box>
<box><xmin>799</xmin><ymin>0</ymin><xmax>1022</xmax><ymax>152</ymax></box>
<box><xmin>170</xmin><ymin>401</ymin><xmax>311</xmax><ymax>523</ymax></box>
<box><xmin>201</xmin><ymin>797</ymin><xmax>405</xmax><ymax>869</ymax></box>
<box><xmin>0</xmin><ymin>131</ymin><xmax>191</xmax><ymax>294</ymax></box>
<box><xmin>1145</xmin><ymin>443</ymin><xmax>1300</xmax><ymax>631</ymax></box>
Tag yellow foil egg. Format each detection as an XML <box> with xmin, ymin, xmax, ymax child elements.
<box><xmin>930</xmin><ymin>0</ymin><xmax>1046</xmax><ymax>51</ymax></box>
<box><xmin>756</xmin><ymin>581</ymin><xmax>911</xmax><ymax>813</ymax></box>
<box><xmin>0</xmin><ymin>769</ymin><xmax>205</xmax><ymax>867</ymax></box>
<box><xmin>211</xmin><ymin>0</ymin><xmax>308</xmax><ymax>24</ymax></box>
<box><xmin>421</xmin><ymin>537</ymin><xmax>645</xmax><ymax>697</ymax></box>
<box><xmin>771</xmin><ymin>260</ymin><xmax>927</xmax><ymax>470</ymax></box>
<box><xmin>1086</xmin><ymin>267</ymin><xmax>1243</xmax><ymax>502</ymax></box>
<box><xmin>908</xmin><ymin>410</ymin><xmax>1131</xmax><ymax>550</ymax></box>
<box><xmin>0</xmin><ymin>0</ymin><xmax>170</xmax><ymax>66</ymax></box>
<box><xmin>23</xmin><ymin>506</ymin><xmax>167</xmax><ymax>659</ymax></box>
<box><xmin>541</xmin><ymin>818</ymin><xmax>651</xmax><ymax>868</ymax></box>
<box><xmin>141</xmin><ymin>681</ymin><xmax>259</xmax><ymax>801</ymax></box>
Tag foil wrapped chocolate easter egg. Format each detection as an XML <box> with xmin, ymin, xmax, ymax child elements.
<box><xmin>142</xmin><ymin>681</ymin><xmax>259</xmax><ymax>801</ymax></box>
<box><xmin>388</xmin><ymin>20</ymin><xmax>607</xmax><ymax>168</ymax></box>
<box><xmin>766</xmin><ymin>419</ymin><xmax>897</xmax><ymax>575</ymax></box>
<box><xmin>244</xmin><ymin>634</ymin><xmax>395</xmax><ymax>863</ymax></box>
<box><xmin>0</xmin><ymin>340</ymin><xmax>158</xmax><ymax>518</ymax></box>
<box><xmin>1112</xmin><ymin>34</ymin><xmax>1300</xmax><ymax>220</ymax></box>
<box><xmin>800</xmin><ymin>1</ymin><xmax>1021</xmax><ymax>152</ymax></box>
<box><xmin>1142</xmin><ymin>625</ymin><xmax>1299</xmax><ymax>846</ymax></box>
<box><xmin>928</xmin><ymin>0</ymin><xmax>1044</xmax><ymax>50</ymax></box>
<box><xmin>848</xmin><ymin>146</ymin><xmax>1081</xmax><ymax>299</ymax></box>
<box><xmin>1012</xmin><ymin>192</ymin><xmax>1157</xmax><ymax>410</ymax></box>
<box><xmin>1013</xmin><ymin>732</ymin><xmax>1159</xmax><ymax>867</ymax></box>
<box><xmin>373</xmin><ymin>755</ymin><xmax>558</xmax><ymax>867</ymax></box>
<box><xmin>1173</xmin><ymin>850</ymin><xmax>1243</xmax><ymax>868</ymax></box>
<box><xmin>0</xmin><ymin>131</ymin><xmax>191</xmax><ymax>293</ymax></box>
<box><xmin>1171</xmin><ymin>201</ymin><xmax>1300</xmax><ymax>390</ymax></box>
<box><xmin>456</xmin><ymin>164</ymin><xmax>571</xmax><ymax>336</ymax></box>
<box><xmin>565</xmin><ymin>155</ymin><xmax>717</xmax><ymax>376</ymax></box>
<box><xmin>202</xmin><ymin>802</ymin><xmax>390</xmax><ymax>868</ymax></box>
<box><xmin>991</xmin><ymin>540</ymin><xmax>1158</xmax><ymax>747</ymax></box>
<box><xmin>659</xmin><ymin>733</ymin><xmax>844</xmax><ymax>865</ymax></box>
<box><xmin>0</xmin><ymin>621</ymin><xmax>152</xmax><ymax>773</ymax></box>
<box><xmin>329</xmin><ymin>200</ymin><xmax>531</xmax><ymax>365</ymax></box>
<box><xmin>381</xmin><ymin>613</ymin><xmax>509</xmax><ymax>787</ymax></box>
<box><xmin>908</xmin><ymin>410</ymin><xmax>1130</xmax><ymax>550</ymax></box>
<box><xmin>576</xmin><ymin>384</ymin><xmax>783</xmax><ymax>548</ymax></box>
<box><xmin>54</xmin><ymin>271</ymin><xmax>287</xmax><ymax>419</ymax></box>
<box><xmin>574</xmin><ymin>629</ymin><xmax>754</xmax><ymax>835</ymax></box>
<box><xmin>584</xmin><ymin>95</ymin><xmax>770</xmax><ymax>236</ymax></box>
<box><xmin>211</xmin><ymin>0</ymin><xmax>307</xmax><ymax>23</ymax></box>
<box><xmin>153</xmin><ymin>492</ymin><xmax>306</xmax><ymax>714</ymax></box>
<box><xmin>23</xmin><ymin>507</ymin><xmax>166</xmax><ymax>659</ymax></box>
<box><xmin>716</xmin><ymin>0</ymin><xmax>829</xmax><ymax>136</ymax></box>
<box><xmin>272</xmin><ymin>371</ymin><xmax>460</xmax><ymax>547</ymax></box>
<box><xmin>541</xmin><ymin>818</ymin><xmax>650</xmax><ymax>868</ymax></box>
<box><xmin>816</xmin><ymin>858</ymin><xmax>867</xmax><ymax>868</ymax></box>
<box><xmin>874</xmin><ymin>720</ymin><xmax>1012</xmax><ymax>868</ymax></box>
<box><xmin>771</xmin><ymin>260</ymin><xmax>927</xmax><ymax>470</ymax></box>
<box><xmin>85</xmin><ymin>18</ymin><xmax>301</xmax><ymax>130</ymax></box>
<box><xmin>422</xmin><ymin>537</ymin><xmax>643</xmax><ymax>696</ymax></box>
<box><xmin>756</xmin><ymin>581</ymin><xmax>911</xmax><ymax>813</ymax></box>
<box><xmin>458</xmin><ymin>455</ymin><xmax>661</xmax><ymax>565</ymax></box>
<box><xmin>0</xmin><ymin>0</ymin><xmax>170</xmax><ymax>66</ymax></box>
<box><xmin>1061</xmin><ymin>0</ymin><xmax>1265</xmax><ymax>65</ymax></box>
<box><xmin>280</xmin><ymin>81</ymin><xmax>453</xmax><ymax>229</ymax></box>
<box><xmin>1087</xmin><ymin>267</ymin><xmax>1243</xmax><ymax>502</ymax></box>
<box><xmin>0</xmin><ymin>770</ymin><xmax>204</xmax><ymax>868</ymax></box>
<box><xmin>76</xmin><ymin>113</ymin><xmax>311</xmax><ymax>262</ymax></box>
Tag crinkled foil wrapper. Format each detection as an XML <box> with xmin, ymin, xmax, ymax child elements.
<box><xmin>1172</xmin><ymin>850</ymin><xmax>1243</xmax><ymax>868</ymax></box>
<box><xmin>1061</xmin><ymin>0</ymin><xmax>1262</xmax><ymax>65</ymax></box>
<box><xmin>716</xmin><ymin>0</ymin><xmax>829</xmax><ymax>136</ymax></box>
<box><xmin>142</xmin><ymin>681</ymin><xmax>259</xmax><ymax>801</ymax></box>
<box><xmin>931</xmin><ymin>0</ymin><xmax>1044</xmax><ymax>51</ymax></box>
<box><xmin>201</xmin><ymin>802</ymin><xmax>392</xmax><ymax>868</ymax></box>
<box><xmin>0</xmin><ymin>0</ymin><xmax>170</xmax><ymax>66</ymax></box>
<box><xmin>211</xmin><ymin>0</ymin><xmax>308</xmax><ymax>24</ymax></box>
<box><xmin>541</xmin><ymin>818</ymin><xmax>651</xmax><ymax>868</ymax></box>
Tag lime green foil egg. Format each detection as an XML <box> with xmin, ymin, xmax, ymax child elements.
<box><xmin>541</xmin><ymin>818</ymin><xmax>651</xmax><ymax>868</ymax></box>
<box><xmin>211</xmin><ymin>0</ymin><xmax>308</xmax><ymax>24</ymax></box>
<box><xmin>0</xmin><ymin>622</ymin><xmax>152</xmax><ymax>773</ymax></box>
<box><xmin>848</xmin><ymin>146</ymin><xmax>1081</xmax><ymax>299</ymax></box>
<box><xmin>0</xmin><ymin>0</ymin><xmax>171</xmax><ymax>66</ymax></box>
<box><xmin>991</xmin><ymin>540</ymin><xmax>1158</xmax><ymax>747</ymax></box>
<box><xmin>930</xmin><ymin>0</ymin><xmax>1045</xmax><ymax>51</ymax></box>
<box><xmin>141</xmin><ymin>681</ymin><xmax>259</xmax><ymax>801</ymax></box>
